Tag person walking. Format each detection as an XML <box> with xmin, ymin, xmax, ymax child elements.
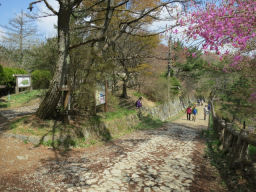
<box><xmin>192</xmin><ymin>106</ymin><xmax>198</xmax><ymax>121</ymax></box>
<box><xmin>186</xmin><ymin>106</ymin><xmax>192</xmax><ymax>120</ymax></box>
<box><xmin>204</xmin><ymin>105</ymin><xmax>209</xmax><ymax>120</ymax></box>
<box><xmin>200</xmin><ymin>98</ymin><xmax>203</xmax><ymax>106</ymax></box>
<box><xmin>208</xmin><ymin>103</ymin><xmax>211</xmax><ymax>111</ymax></box>
<box><xmin>136</xmin><ymin>96</ymin><xmax>143</xmax><ymax>119</ymax></box>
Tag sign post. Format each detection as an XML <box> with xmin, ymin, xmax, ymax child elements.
<box><xmin>95</xmin><ymin>82</ymin><xmax>107</xmax><ymax>112</ymax></box>
<box><xmin>13</xmin><ymin>74</ymin><xmax>32</xmax><ymax>94</ymax></box>
<box><xmin>104</xmin><ymin>81</ymin><xmax>108</xmax><ymax>112</ymax></box>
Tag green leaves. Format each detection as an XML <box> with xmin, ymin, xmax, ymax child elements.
<box><xmin>31</xmin><ymin>70</ymin><xmax>52</xmax><ymax>89</ymax></box>
<box><xmin>0</xmin><ymin>67</ymin><xmax>27</xmax><ymax>87</ymax></box>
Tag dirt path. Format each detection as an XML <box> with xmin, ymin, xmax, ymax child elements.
<box><xmin>0</xmin><ymin>105</ymin><xmax>227</xmax><ymax>192</ymax></box>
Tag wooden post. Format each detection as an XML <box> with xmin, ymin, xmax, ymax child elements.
<box><xmin>104</xmin><ymin>81</ymin><xmax>108</xmax><ymax>112</ymax></box>
<box><xmin>64</xmin><ymin>90</ymin><xmax>70</xmax><ymax>109</ymax></box>
<box><xmin>15</xmin><ymin>76</ymin><xmax>19</xmax><ymax>94</ymax></box>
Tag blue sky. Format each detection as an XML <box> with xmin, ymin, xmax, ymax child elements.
<box><xmin>0</xmin><ymin>0</ymin><xmax>36</xmax><ymax>26</ymax></box>
<box><xmin>0</xmin><ymin>0</ymin><xmax>58</xmax><ymax>40</ymax></box>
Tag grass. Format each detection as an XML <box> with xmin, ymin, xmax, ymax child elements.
<box><xmin>103</xmin><ymin>107</ymin><xmax>136</xmax><ymax>120</ymax></box>
<box><xmin>133</xmin><ymin>91</ymin><xmax>147</xmax><ymax>98</ymax></box>
<box><xmin>8</xmin><ymin>116</ymin><xmax>57</xmax><ymax>136</ymax></box>
<box><xmin>8</xmin><ymin>115</ymin><xmax>104</xmax><ymax>149</ymax></box>
<box><xmin>135</xmin><ymin>115</ymin><xmax>164</xmax><ymax>130</ymax></box>
<box><xmin>0</xmin><ymin>90</ymin><xmax>44</xmax><ymax>109</ymax></box>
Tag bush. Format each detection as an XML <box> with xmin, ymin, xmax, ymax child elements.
<box><xmin>0</xmin><ymin>67</ymin><xmax>27</xmax><ymax>87</ymax></box>
<box><xmin>31</xmin><ymin>70</ymin><xmax>51</xmax><ymax>89</ymax></box>
<box><xmin>0</xmin><ymin>64</ymin><xmax>3</xmax><ymax>84</ymax></box>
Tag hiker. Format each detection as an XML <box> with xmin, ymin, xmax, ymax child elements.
<box><xmin>208</xmin><ymin>103</ymin><xmax>211</xmax><ymax>111</ymax></box>
<box><xmin>197</xmin><ymin>99</ymin><xmax>200</xmax><ymax>106</ymax></box>
<box><xmin>186</xmin><ymin>106</ymin><xmax>192</xmax><ymax>120</ymax></box>
<box><xmin>136</xmin><ymin>96</ymin><xmax>143</xmax><ymax>118</ymax></box>
<box><xmin>200</xmin><ymin>98</ymin><xmax>204</xmax><ymax>106</ymax></box>
<box><xmin>204</xmin><ymin>105</ymin><xmax>209</xmax><ymax>120</ymax></box>
<box><xmin>192</xmin><ymin>106</ymin><xmax>197</xmax><ymax>121</ymax></box>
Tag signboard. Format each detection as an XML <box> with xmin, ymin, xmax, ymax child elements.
<box><xmin>95</xmin><ymin>84</ymin><xmax>105</xmax><ymax>106</ymax></box>
<box><xmin>17</xmin><ymin>76</ymin><xmax>31</xmax><ymax>88</ymax></box>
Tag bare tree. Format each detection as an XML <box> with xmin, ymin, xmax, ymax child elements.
<box><xmin>1</xmin><ymin>10</ymin><xmax>37</xmax><ymax>66</ymax></box>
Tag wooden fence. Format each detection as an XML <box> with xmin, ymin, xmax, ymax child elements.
<box><xmin>210</xmin><ymin>101</ymin><xmax>256</xmax><ymax>178</ymax></box>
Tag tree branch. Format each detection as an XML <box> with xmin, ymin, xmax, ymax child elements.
<box><xmin>28</xmin><ymin>0</ymin><xmax>44</xmax><ymax>11</ymax></box>
<box><xmin>43</xmin><ymin>0</ymin><xmax>58</xmax><ymax>15</ymax></box>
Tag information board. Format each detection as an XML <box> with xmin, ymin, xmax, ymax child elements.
<box><xmin>95</xmin><ymin>84</ymin><xmax>105</xmax><ymax>106</ymax></box>
<box><xmin>17</xmin><ymin>76</ymin><xmax>31</xmax><ymax>88</ymax></box>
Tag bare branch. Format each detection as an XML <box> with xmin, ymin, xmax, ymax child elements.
<box><xmin>121</xmin><ymin>1</ymin><xmax>187</xmax><ymax>26</ymax></box>
<box><xmin>125</xmin><ymin>29</ymin><xmax>167</xmax><ymax>37</ymax></box>
<box><xmin>43</xmin><ymin>0</ymin><xmax>58</xmax><ymax>15</ymax></box>
<box><xmin>28</xmin><ymin>0</ymin><xmax>44</xmax><ymax>11</ymax></box>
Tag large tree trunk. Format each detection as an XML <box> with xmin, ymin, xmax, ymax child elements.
<box><xmin>36</xmin><ymin>4</ymin><xmax>71</xmax><ymax>119</ymax></box>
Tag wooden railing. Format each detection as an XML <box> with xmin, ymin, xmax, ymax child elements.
<box><xmin>210</xmin><ymin>101</ymin><xmax>256</xmax><ymax>178</ymax></box>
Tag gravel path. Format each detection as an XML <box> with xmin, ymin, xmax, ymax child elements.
<box><xmin>22</xmin><ymin>106</ymin><xmax>208</xmax><ymax>192</ymax></box>
<box><xmin>1</xmin><ymin>104</ymin><xmax>213</xmax><ymax>192</ymax></box>
<box><xmin>0</xmin><ymin>104</ymin><xmax>39</xmax><ymax>120</ymax></box>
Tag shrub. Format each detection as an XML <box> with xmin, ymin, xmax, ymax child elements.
<box><xmin>31</xmin><ymin>70</ymin><xmax>51</xmax><ymax>89</ymax></box>
<box><xmin>1</xmin><ymin>67</ymin><xmax>27</xmax><ymax>87</ymax></box>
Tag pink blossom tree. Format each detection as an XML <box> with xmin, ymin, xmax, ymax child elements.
<box><xmin>184</xmin><ymin>0</ymin><xmax>256</xmax><ymax>101</ymax></box>
<box><xmin>185</xmin><ymin>0</ymin><xmax>256</xmax><ymax>54</ymax></box>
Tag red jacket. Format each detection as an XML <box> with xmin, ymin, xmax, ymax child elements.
<box><xmin>186</xmin><ymin>107</ymin><xmax>192</xmax><ymax>114</ymax></box>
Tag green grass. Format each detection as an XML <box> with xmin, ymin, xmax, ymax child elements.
<box><xmin>133</xmin><ymin>91</ymin><xmax>143</xmax><ymax>97</ymax></box>
<box><xmin>0</xmin><ymin>90</ymin><xmax>44</xmax><ymax>109</ymax></box>
<box><xmin>104</xmin><ymin>107</ymin><xmax>136</xmax><ymax>120</ymax></box>
<box><xmin>135</xmin><ymin>116</ymin><xmax>164</xmax><ymax>130</ymax></box>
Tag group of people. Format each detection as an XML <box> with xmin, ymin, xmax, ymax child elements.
<box><xmin>135</xmin><ymin>96</ymin><xmax>211</xmax><ymax>122</ymax></box>
<box><xmin>186</xmin><ymin>102</ymin><xmax>211</xmax><ymax>122</ymax></box>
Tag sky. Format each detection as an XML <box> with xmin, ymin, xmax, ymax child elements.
<box><xmin>0</xmin><ymin>0</ymin><xmax>58</xmax><ymax>40</ymax></box>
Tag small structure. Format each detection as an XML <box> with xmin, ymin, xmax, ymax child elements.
<box><xmin>13</xmin><ymin>74</ymin><xmax>32</xmax><ymax>94</ymax></box>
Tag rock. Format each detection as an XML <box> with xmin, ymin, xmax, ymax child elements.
<box><xmin>145</xmin><ymin>180</ymin><xmax>155</xmax><ymax>187</ymax></box>
<box><xmin>17</xmin><ymin>155</ymin><xmax>28</xmax><ymax>160</ymax></box>
<box><xmin>86</xmin><ymin>178</ymin><xmax>98</xmax><ymax>185</ymax></box>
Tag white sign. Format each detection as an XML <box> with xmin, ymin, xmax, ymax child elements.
<box><xmin>95</xmin><ymin>84</ymin><xmax>105</xmax><ymax>106</ymax></box>
<box><xmin>17</xmin><ymin>76</ymin><xmax>31</xmax><ymax>88</ymax></box>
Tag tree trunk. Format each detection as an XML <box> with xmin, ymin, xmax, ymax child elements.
<box><xmin>36</xmin><ymin>4</ymin><xmax>71</xmax><ymax>119</ymax></box>
<box><xmin>121</xmin><ymin>79</ymin><xmax>128</xmax><ymax>98</ymax></box>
